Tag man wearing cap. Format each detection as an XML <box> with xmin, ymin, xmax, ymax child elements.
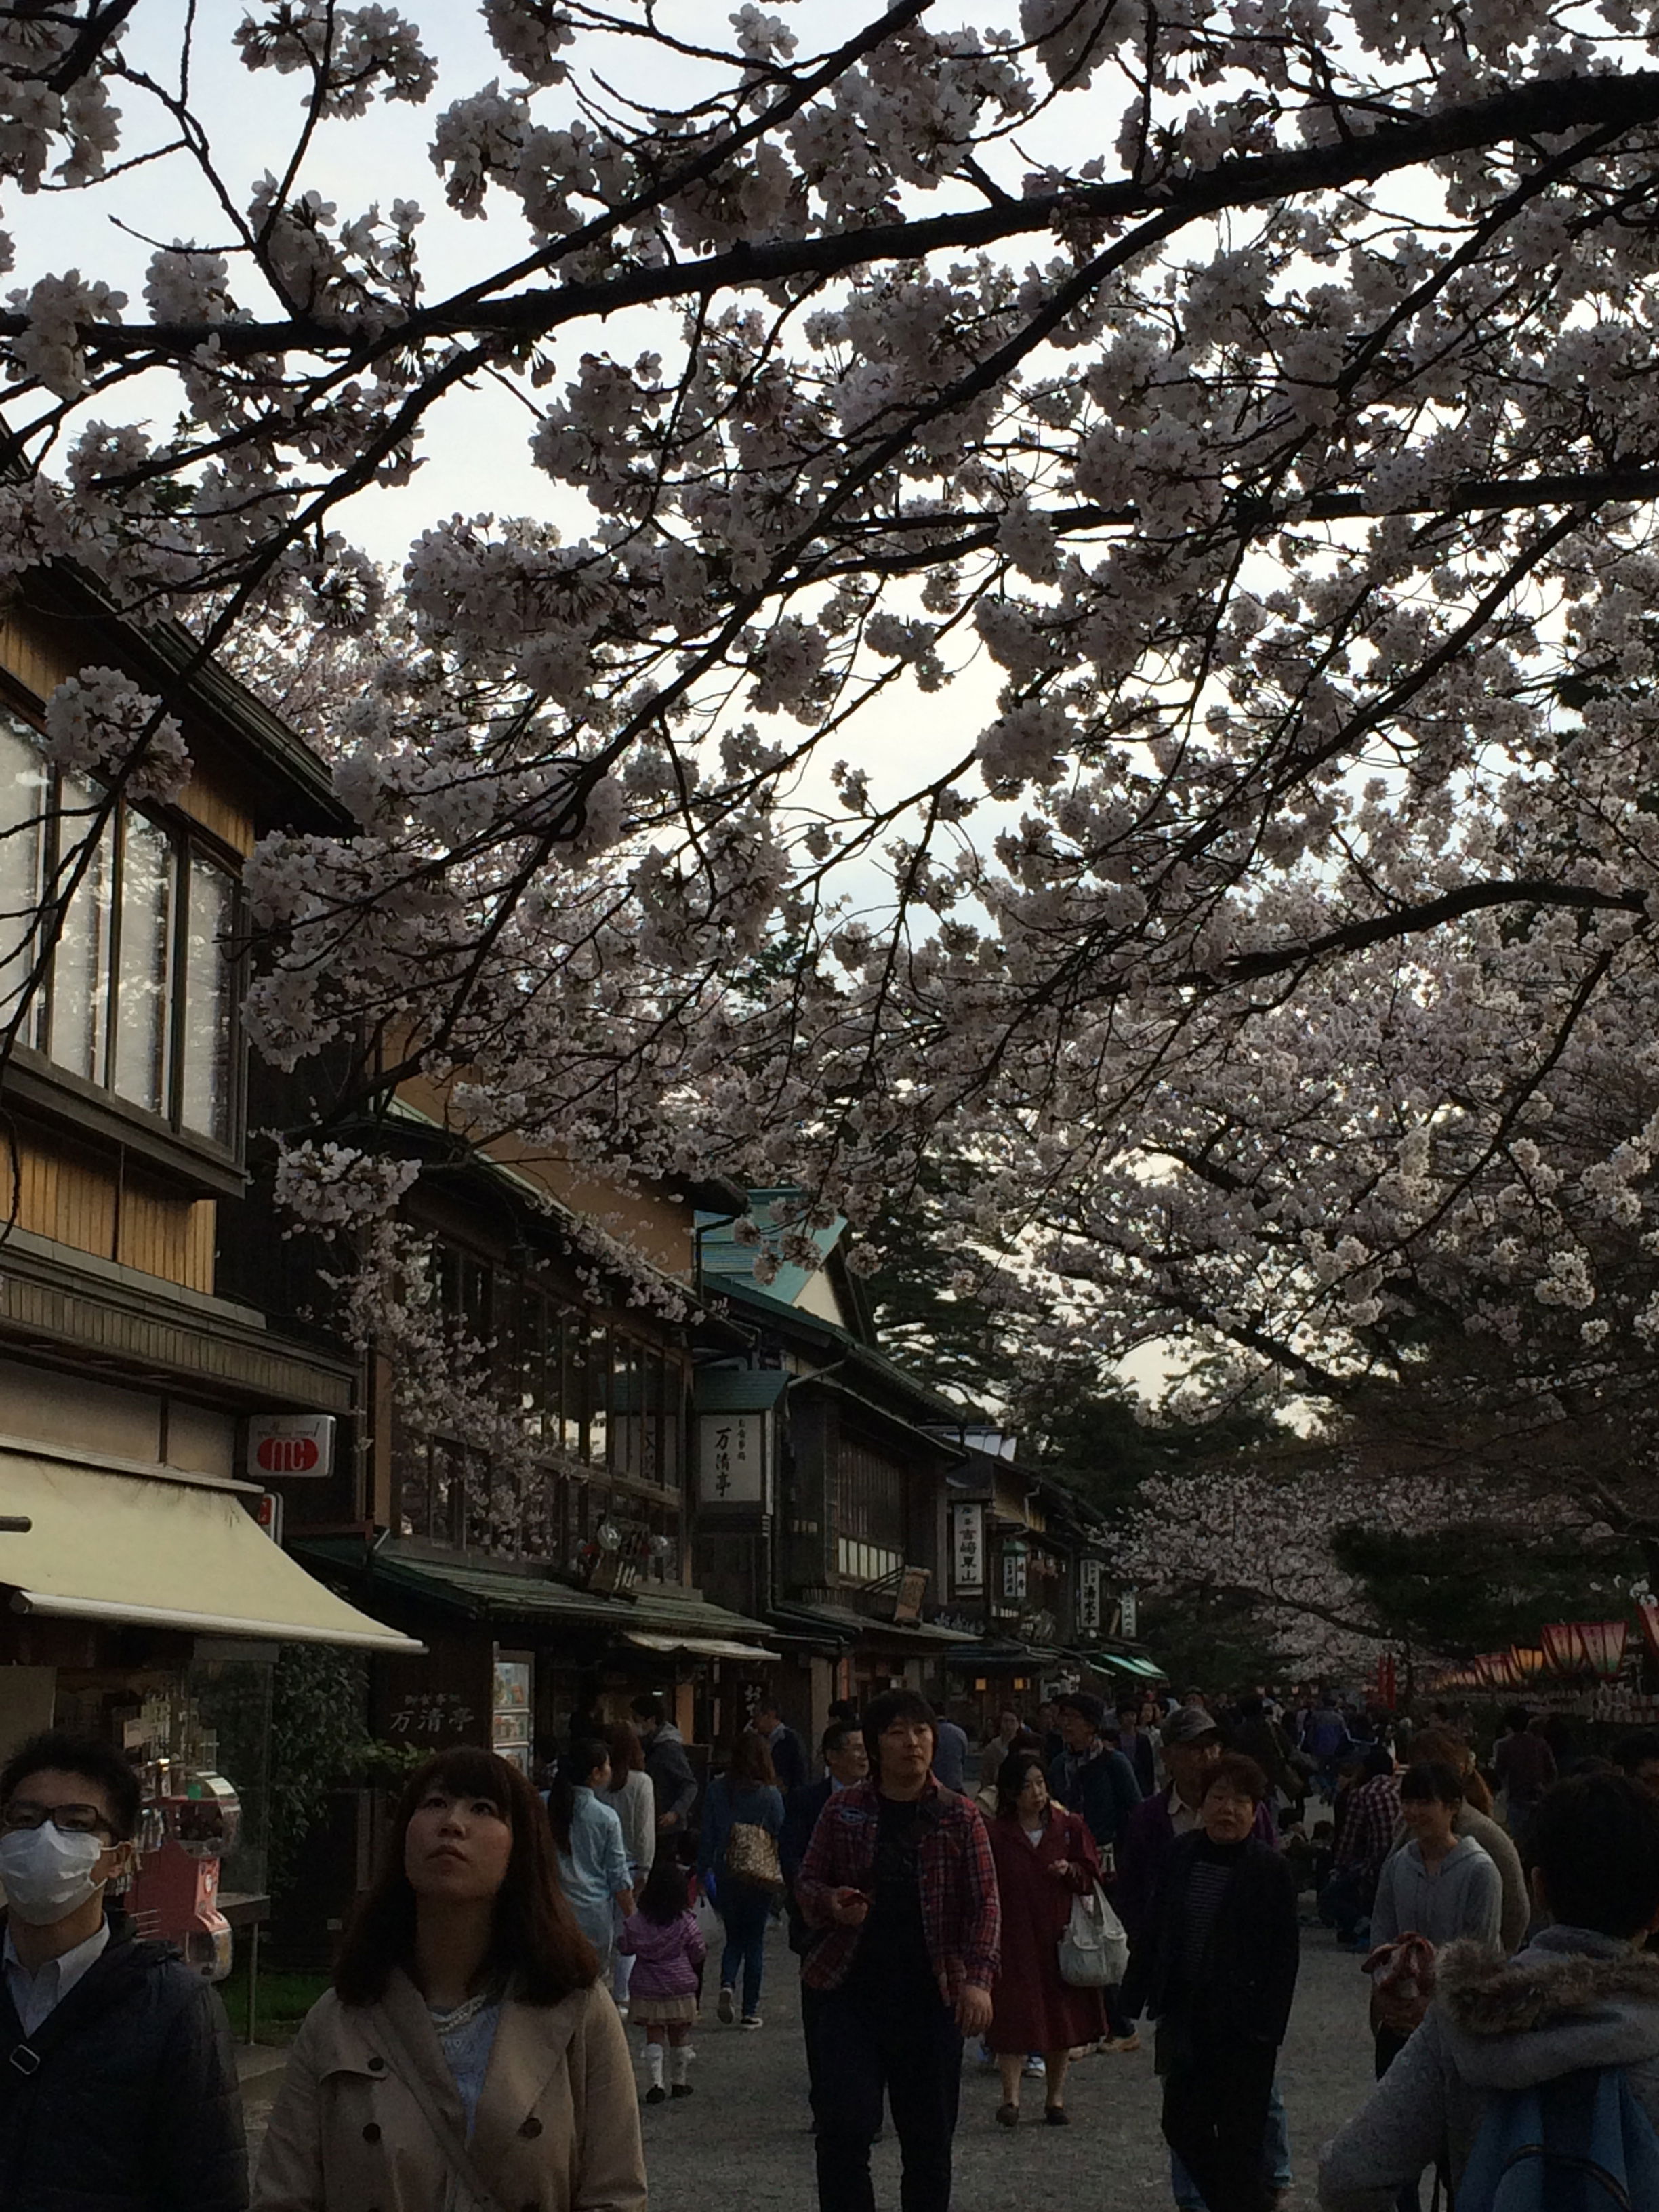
<box><xmin>1118</xmin><ymin>1705</ymin><xmax>1281</xmax><ymax>1939</ymax></box>
<box><xmin>1120</xmin><ymin>1703</ymin><xmax>1289</xmax><ymax>2211</ymax></box>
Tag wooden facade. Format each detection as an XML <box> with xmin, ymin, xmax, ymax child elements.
<box><xmin>0</xmin><ymin>598</ymin><xmax>258</xmax><ymax>1300</ymax></box>
<box><xmin>1</xmin><ymin>1129</ymin><xmax>216</xmax><ymax>1293</ymax></box>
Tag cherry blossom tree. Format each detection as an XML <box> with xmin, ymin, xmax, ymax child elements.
<box><xmin>11</xmin><ymin>0</ymin><xmax>1659</xmax><ymax>1392</ymax></box>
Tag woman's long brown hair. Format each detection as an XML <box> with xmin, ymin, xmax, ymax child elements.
<box><xmin>606</xmin><ymin>1721</ymin><xmax>645</xmax><ymax>1776</ymax></box>
<box><xmin>333</xmin><ymin>1746</ymin><xmax>598</xmax><ymax>2006</ymax></box>
<box><xmin>726</xmin><ymin>1727</ymin><xmax>777</xmax><ymax>1789</ymax></box>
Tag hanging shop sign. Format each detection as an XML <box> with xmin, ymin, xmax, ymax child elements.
<box><xmin>951</xmin><ymin>1503</ymin><xmax>985</xmax><ymax>1593</ymax></box>
<box><xmin>696</xmin><ymin>1410</ymin><xmax>769</xmax><ymax>1507</ymax></box>
<box><xmin>1076</xmin><ymin>1558</ymin><xmax>1102</xmax><ymax>1635</ymax></box>
<box><xmin>1002</xmin><ymin>1547</ymin><xmax>1028</xmax><ymax>1602</ymax></box>
<box><xmin>894</xmin><ymin>1565</ymin><xmax>931</xmax><ymax>1624</ymax></box>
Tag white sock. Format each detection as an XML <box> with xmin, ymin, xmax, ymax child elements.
<box><xmin>669</xmin><ymin>2042</ymin><xmax>690</xmax><ymax>2086</ymax></box>
<box><xmin>646</xmin><ymin>2043</ymin><xmax>665</xmax><ymax>2090</ymax></box>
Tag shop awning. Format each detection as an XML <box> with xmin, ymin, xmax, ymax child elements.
<box><xmin>942</xmin><ymin>1642</ymin><xmax>1060</xmax><ymax>1669</ymax></box>
<box><xmin>626</xmin><ymin>1631</ymin><xmax>777</xmax><ymax>1663</ymax></box>
<box><xmin>1093</xmin><ymin>1651</ymin><xmax>1169</xmax><ymax>1682</ymax></box>
<box><xmin>0</xmin><ymin>1453</ymin><xmax>424</xmax><ymax>1652</ymax></box>
<box><xmin>294</xmin><ymin>1538</ymin><xmax>775</xmax><ymax>1647</ymax></box>
<box><xmin>766</xmin><ymin>1600</ymin><xmax>977</xmax><ymax>1650</ymax></box>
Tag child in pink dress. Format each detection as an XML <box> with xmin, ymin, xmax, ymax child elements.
<box><xmin>619</xmin><ymin>1854</ymin><xmax>706</xmax><ymax>2103</ymax></box>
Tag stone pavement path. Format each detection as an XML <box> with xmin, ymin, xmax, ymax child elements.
<box><xmin>240</xmin><ymin>1914</ymin><xmax>1379</xmax><ymax>2208</ymax></box>
<box><xmin>635</xmin><ymin>1914</ymin><xmax>1376</xmax><ymax>2212</ymax></box>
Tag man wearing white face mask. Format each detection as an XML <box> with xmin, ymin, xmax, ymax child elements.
<box><xmin>0</xmin><ymin>1729</ymin><xmax>247</xmax><ymax>2211</ymax></box>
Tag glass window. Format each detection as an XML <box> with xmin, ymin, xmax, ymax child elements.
<box><xmin>559</xmin><ymin>1314</ymin><xmax>585</xmax><ymax>1459</ymax></box>
<box><xmin>660</xmin><ymin>1357</ymin><xmax>684</xmax><ymax>1488</ymax></box>
<box><xmin>0</xmin><ymin>718</ymin><xmax>241</xmax><ymax>1147</ymax></box>
<box><xmin>398</xmin><ymin>1436</ymin><xmax>432</xmax><ymax>1538</ymax></box>
<box><xmin>612</xmin><ymin>1336</ymin><xmax>640</xmax><ymax>1477</ymax></box>
<box><xmin>47</xmin><ymin>777</ymin><xmax>116</xmax><ymax>1085</ymax></box>
<box><xmin>638</xmin><ymin>1349</ymin><xmax>663</xmax><ymax>1486</ymax></box>
<box><xmin>515</xmin><ymin>1288</ymin><xmax>545</xmax><ymax>1439</ymax></box>
<box><xmin>521</xmin><ymin>1469</ymin><xmax>556</xmax><ymax>1559</ymax></box>
<box><xmin>430</xmin><ymin>1441</ymin><xmax>462</xmax><ymax>1548</ymax></box>
<box><xmin>585</xmin><ymin>1323</ymin><xmax>610</xmax><ymax>1469</ymax></box>
<box><xmin>0</xmin><ymin>720</ymin><xmax>45</xmax><ymax>1026</ymax></box>
<box><xmin>486</xmin><ymin>1458</ymin><xmax>518</xmax><ymax>1555</ymax></box>
<box><xmin>112</xmin><ymin>808</ymin><xmax>172</xmax><ymax>1113</ymax></box>
<box><xmin>180</xmin><ymin>851</ymin><xmax>234</xmax><ymax>1141</ymax></box>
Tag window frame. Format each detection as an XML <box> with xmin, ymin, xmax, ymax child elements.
<box><xmin>396</xmin><ymin>1237</ymin><xmax>693</xmax><ymax>1565</ymax></box>
<box><xmin>0</xmin><ymin>707</ymin><xmax>247</xmax><ymax>1179</ymax></box>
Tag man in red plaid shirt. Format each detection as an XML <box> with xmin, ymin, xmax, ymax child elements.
<box><xmin>1327</xmin><ymin>1745</ymin><xmax>1400</xmax><ymax>1944</ymax></box>
<box><xmin>798</xmin><ymin>1689</ymin><xmax>1000</xmax><ymax>2212</ymax></box>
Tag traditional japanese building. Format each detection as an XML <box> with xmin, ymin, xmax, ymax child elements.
<box><xmin>937</xmin><ymin>1435</ymin><xmax>1165</xmax><ymax>1732</ymax></box>
<box><xmin>0</xmin><ymin>572</ymin><xmax>420</xmax><ymax>1972</ymax></box>
<box><xmin>271</xmin><ymin>1110</ymin><xmax>782</xmax><ymax>1786</ymax></box>
<box><xmin>690</xmin><ymin>1193</ymin><xmax>981</xmax><ymax>1750</ymax></box>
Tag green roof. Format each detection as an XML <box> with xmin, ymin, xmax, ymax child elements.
<box><xmin>699</xmin><ymin>1188</ymin><xmax>847</xmax><ymax>1311</ymax></box>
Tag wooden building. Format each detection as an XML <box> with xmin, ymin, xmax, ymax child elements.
<box><xmin>0</xmin><ymin>573</ymin><xmax>418</xmax><ymax>1927</ymax></box>
<box><xmin>691</xmin><ymin>1193</ymin><xmax>980</xmax><ymax>1753</ymax></box>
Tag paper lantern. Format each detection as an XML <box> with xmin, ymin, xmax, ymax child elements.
<box><xmin>1576</xmin><ymin>1620</ymin><xmax>1629</xmax><ymax>1679</ymax></box>
<box><xmin>1637</xmin><ymin>1603</ymin><xmax>1659</xmax><ymax>1666</ymax></box>
<box><xmin>1509</xmin><ymin>1646</ymin><xmax>1546</xmax><ymax>1681</ymax></box>
<box><xmin>1541</xmin><ymin>1623</ymin><xmax>1585</xmax><ymax>1673</ymax></box>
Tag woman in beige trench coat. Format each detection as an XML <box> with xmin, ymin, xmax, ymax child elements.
<box><xmin>255</xmin><ymin>1746</ymin><xmax>646</xmax><ymax>2212</ymax></box>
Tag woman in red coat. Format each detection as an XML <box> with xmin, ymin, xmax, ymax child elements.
<box><xmin>985</xmin><ymin>1748</ymin><xmax>1107</xmax><ymax>2125</ymax></box>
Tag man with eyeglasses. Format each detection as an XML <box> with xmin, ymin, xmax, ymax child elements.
<box><xmin>0</xmin><ymin>1728</ymin><xmax>247</xmax><ymax>2211</ymax></box>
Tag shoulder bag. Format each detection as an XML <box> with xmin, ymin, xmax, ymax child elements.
<box><xmin>1059</xmin><ymin>1883</ymin><xmax>1130</xmax><ymax>1988</ymax></box>
<box><xmin>724</xmin><ymin>1818</ymin><xmax>784</xmax><ymax>1893</ymax></box>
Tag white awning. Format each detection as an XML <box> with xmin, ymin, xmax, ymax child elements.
<box><xmin>626</xmin><ymin>1631</ymin><xmax>777</xmax><ymax>1663</ymax></box>
<box><xmin>0</xmin><ymin>1452</ymin><xmax>422</xmax><ymax>1652</ymax></box>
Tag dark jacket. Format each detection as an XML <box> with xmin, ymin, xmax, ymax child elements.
<box><xmin>1048</xmin><ymin>1740</ymin><xmax>1141</xmax><ymax>1856</ymax></box>
<box><xmin>1117</xmin><ymin>1784</ymin><xmax>1279</xmax><ymax>1948</ymax></box>
<box><xmin>0</xmin><ymin>1913</ymin><xmax>247</xmax><ymax>2211</ymax></box>
<box><xmin>1119</xmin><ymin>1729</ymin><xmax>1157</xmax><ymax>1797</ymax></box>
<box><xmin>1230</xmin><ymin>1713</ymin><xmax>1300</xmax><ymax>1800</ymax></box>
<box><xmin>1122</xmin><ymin>1831</ymin><xmax>1299</xmax><ymax>2051</ymax></box>
<box><xmin>782</xmin><ymin>1777</ymin><xmax>834</xmax><ymax>1888</ymax></box>
<box><xmin>642</xmin><ymin>1721</ymin><xmax>697</xmax><ymax>1831</ymax></box>
<box><xmin>782</xmin><ymin>1777</ymin><xmax>834</xmax><ymax>1952</ymax></box>
<box><xmin>764</xmin><ymin>1723</ymin><xmax>809</xmax><ymax>1797</ymax></box>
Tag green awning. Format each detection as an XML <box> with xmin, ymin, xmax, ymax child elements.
<box><xmin>1093</xmin><ymin>1651</ymin><xmax>1169</xmax><ymax>1682</ymax></box>
<box><xmin>294</xmin><ymin>1539</ymin><xmax>775</xmax><ymax>1646</ymax></box>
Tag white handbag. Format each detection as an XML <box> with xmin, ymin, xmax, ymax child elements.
<box><xmin>1058</xmin><ymin>1883</ymin><xmax>1130</xmax><ymax>1987</ymax></box>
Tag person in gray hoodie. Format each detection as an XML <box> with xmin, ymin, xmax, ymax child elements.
<box><xmin>632</xmin><ymin>1696</ymin><xmax>698</xmax><ymax>1839</ymax></box>
<box><xmin>1319</xmin><ymin>1769</ymin><xmax>1659</xmax><ymax>2210</ymax></box>
<box><xmin>1370</xmin><ymin>1761</ymin><xmax>1502</xmax><ymax>1965</ymax></box>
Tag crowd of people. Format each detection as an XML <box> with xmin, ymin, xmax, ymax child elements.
<box><xmin>8</xmin><ymin>1683</ymin><xmax>1659</xmax><ymax>2211</ymax></box>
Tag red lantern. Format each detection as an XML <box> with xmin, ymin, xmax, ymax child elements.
<box><xmin>1637</xmin><ymin>1604</ymin><xmax>1659</xmax><ymax>1666</ymax></box>
<box><xmin>1576</xmin><ymin>1620</ymin><xmax>1629</xmax><ymax>1679</ymax></box>
<box><xmin>1541</xmin><ymin>1623</ymin><xmax>1585</xmax><ymax>1673</ymax></box>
